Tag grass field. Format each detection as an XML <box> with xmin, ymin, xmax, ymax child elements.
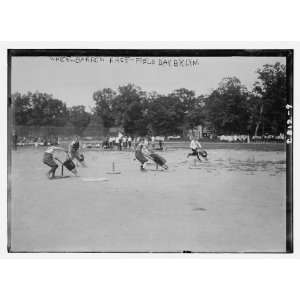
<box><xmin>9</xmin><ymin>143</ymin><xmax>286</xmax><ymax>252</ymax></box>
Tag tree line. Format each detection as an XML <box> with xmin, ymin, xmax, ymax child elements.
<box><xmin>12</xmin><ymin>62</ymin><xmax>287</xmax><ymax>137</ymax></box>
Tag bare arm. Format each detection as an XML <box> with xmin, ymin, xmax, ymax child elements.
<box><xmin>53</xmin><ymin>147</ymin><xmax>67</xmax><ymax>152</ymax></box>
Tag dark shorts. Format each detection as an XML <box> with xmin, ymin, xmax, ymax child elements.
<box><xmin>190</xmin><ymin>149</ymin><xmax>198</xmax><ymax>156</ymax></box>
<box><xmin>190</xmin><ymin>149</ymin><xmax>207</xmax><ymax>158</ymax></box>
<box><xmin>43</xmin><ymin>153</ymin><xmax>58</xmax><ymax>168</ymax></box>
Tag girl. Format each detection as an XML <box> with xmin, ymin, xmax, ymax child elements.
<box><xmin>135</xmin><ymin>139</ymin><xmax>148</xmax><ymax>171</ymax></box>
<box><xmin>43</xmin><ymin>146</ymin><xmax>68</xmax><ymax>179</ymax></box>
<box><xmin>135</xmin><ymin>139</ymin><xmax>168</xmax><ymax>171</ymax></box>
<box><xmin>69</xmin><ymin>136</ymin><xmax>86</xmax><ymax>167</ymax></box>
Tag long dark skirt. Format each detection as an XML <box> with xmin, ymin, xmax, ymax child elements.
<box><xmin>135</xmin><ymin>150</ymin><xmax>148</xmax><ymax>164</ymax></box>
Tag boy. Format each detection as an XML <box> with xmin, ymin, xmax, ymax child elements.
<box><xmin>187</xmin><ymin>137</ymin><xmax>207</xmax><ymax>161</ymax></box>
<box><xmin>188</xmin><ymin>136</ymin><xmax>201</xmax><ymax>154</ymax></box>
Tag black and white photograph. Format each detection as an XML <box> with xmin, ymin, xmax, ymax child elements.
<box><xmin>7</xmin><ymin>49</ymin><xmax>293</xmax><ymax>253</ymax></box>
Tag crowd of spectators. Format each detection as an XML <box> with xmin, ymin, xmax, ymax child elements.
<box><xmin>13</xmin><ymin>134</ymin><xmax>59</xmax><ymax>148</ymax></box>
<box><xmin>100</xmin><ymin>135</ymin><xmax>165</xmax><ymax>151</ymax></box>
<box><xmin>217</xmin><ymin>134</ymin><xmax>285</xmax><ymax>143</ymax></box>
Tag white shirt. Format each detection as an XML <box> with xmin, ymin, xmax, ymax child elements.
<box><xmin>190</xmin><ymin>140</ymin><xmax>201</xmax><ymax>150</ymax></box>
<box><xmin>69</xmin><ymin>140</ymin><xmax>80</xmax><ymax>152</ymax></box>
<box><xmin>196</xmin><ymin>141</ymin><xmax>202</xmax><ymax>148</ymax></box>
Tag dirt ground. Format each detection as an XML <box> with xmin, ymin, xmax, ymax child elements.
<box><xmin>9</xmin><ymin>145</ymin><xmax>286</xmax><ymax>252</ymax></box>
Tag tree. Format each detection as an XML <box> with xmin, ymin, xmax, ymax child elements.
<box><xmin>45</xmin><ymin>98</ymin><xmax>68</xmax><ymax>126</ymax></box>
<box><xmin>169</xmin><ymin>88</ymin><xmax>196</xmax><ymax>112</ymax></box>
<box><xmin>167</xmin><ymin>89</ymin><xmax>208</xmax><ymax>135</ymax></box>
<box><xmin>13</xmin><ymin>92</ymin><xmax>32</xmax><ymax>125</ymax></box>
<box><xmin>185</xmin><ymin>95</ymin><xmax>206</xmax><ymax>130</ymax></box>
<box><xmin>147</xmin><ymin>96</ymin><xmax>185</xmax><ymax>136</ymax></box>
<box><xmin>93</xmin><ymin>88</ymin><xmax>116</xmax><ymax>129</ymax></box>
<box><xmin>249</xmin><ymin>62</ymin><xmax>287</xmax><ymax>136</ymax></box>
<box><xmin>205</xmin><ymin>77</ymin><xmax>250</xmax><ymax>135</ymax></box>
<box><xmin>112</xmin><ymin>84</ymin><xmax>146</xmax><ymax>128</ymax></box>
<box><xmin>147</xmin><ymin>98</ymin><xmax>170</xmax><ymax>135</ymax></box>
<box><xmin>68</xmin><ymin>105</ymin><xmax>91</xmax><ymax>135</ymax></box>
<box><xmin>122</xmin><ymin>101</ymin><xmax>148</xmax><ymax>135</ymax></box>
<box><xmin>13</xmin><ymin>91</ymin><xmax>68</xmax><ymax>127</ymax></box>
<box><xmin>246</xmin><ymin>92</ymin><xmax>264</xmax><ymax>137</ymax></box>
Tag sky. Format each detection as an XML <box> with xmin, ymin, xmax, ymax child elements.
<box><xmin>11</xmin><ymin>56</ymin><xmax>286</xmax><ymax>110</ymax></box>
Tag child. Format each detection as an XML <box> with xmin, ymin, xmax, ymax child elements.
<box><xmin>187</xmin><ymin>137</ymin><xmax>207</xmax><ymax>161</ymax></box>
<box><xmin>43</xmin><ymin>146</ymin><xmax>68</xmax><ymax>179</ymax></box>
<box><xmin>135</xmin><ymin>139</ymin><xmax>149</xmax><ymax>171</ymax></box>
<box><xmin>187</xmin><ymin>137</ymin><xmax>200</xmax><ymax>156</ymax></box>
<box><xmin>69</xmin><ymin>136</ymin><xmax>86</xmax><ymax>167</ymax></box>
<box><xmin>135</xmin><ymin>139</ymin><xmax>168</xmax><ymax>171</ymax></box>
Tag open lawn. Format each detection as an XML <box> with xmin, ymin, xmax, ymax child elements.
<box><xmin>9</xmin><ymin>144</ymin><xmax>286</xmax><ymax>252</ymax></box>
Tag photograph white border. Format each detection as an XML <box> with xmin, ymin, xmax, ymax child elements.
<box><xmin>1</xmin><ymin>0</ymin><xmax>300</xmax><ymax>297</ymax></box>
<box><xmin>0</xmin><ymin>41</ymin><xmax>298</xmax><ymax>259</ymax></box>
